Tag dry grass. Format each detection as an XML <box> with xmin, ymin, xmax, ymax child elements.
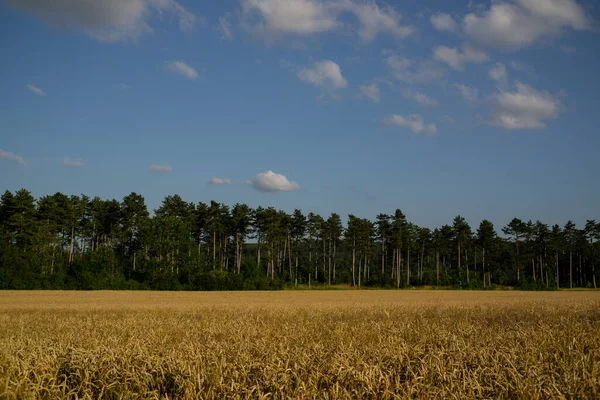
<box><xmin>1</xmin><ymin>291</ymin><xmax>599</xmax><ymax>399</ymax></box>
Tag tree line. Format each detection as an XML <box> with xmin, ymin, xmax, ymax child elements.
<box><xmin>0</xmin><ymin>189</ymin><xmax>598</xmax><ymax>290</ymax></box>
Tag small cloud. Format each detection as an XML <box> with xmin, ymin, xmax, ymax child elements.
<box><xmin>385</xmin><ymin>52</ymin><xmax>446</xmax><ymax>84</ymax></box>
<box><xmin>491</xmin><ymin>82</ymin><xmax>560</xmax><ymax>130</ymax></box>
<box><xmin>6</xmin><ymin>0</ymin><xmax>197</xmax><ymax>42</ymax></box>
<box><xmin>489</xmin><ymin>63</ymin><xmax>508</xmax><ymax>85</ymax></box>
<box><xmin>119</xmin><ymin>83</ymin><xmax>130</xmax><ymax>89</ymax></box>
<box><xmin>27</xmin><ymin>84</ymin><xmax>45</xmax><ymax>96</ymax></box>
<box><xmin>385</xmin><ymin>114</ymin><xmax>437</xmax><ymax>136</ymax></box>
<box><xmin>560</xmin><ymin>45</ymin><xmax>576</xmax><ymax>54</ymax></box>
<box><xmin>63</xmin><ymin>157</ymin><xmax>84</xmax><ymax>167</ymax></box>
<box><xmin>402</xmin><ymin>89</ymin><xmax>439</xmax><ymax>106</ymax></box>
<box><xmin>219</xmin><ymin>12</ymin><xmax>234</xmax><ymax>40</ymax></box>
<box><xmin>297</xmin><ymin>60</ymin><xmax>348</xmax><ymax>89</ymax></box>
<box><xmin>463</xmin><ymin>0</ymin><xmax>592</xmax><ymax>51</ymax></box>
<box><xmin>247</xmin><ymin>170</ymin><xmax>300</xmax><ymax>192</ymax></box>
<box><xmin>0</xmin><ymin>149</ymin><xmax>27</xmax><ymax>166</ymax></box>
<box><xmin>148</xmin><ymin>164</ymin><xmax>173</xmax><ymax>172</ymax></box>
<box><xmin>165</xmin><ymin>61</ymin><xmax>199</xmax><ymax>80</ymax></box>
<box><xmin>360</xmin><ymin>84</ymin><xmax>380</xmax><ymax>103</ymax></box>
<box><xmin>433</xmin><ymin>45</ymin><xmax>488</xmax><ymax>71</ymax></box>
<box><xmin>454</xmin><ymin>83</ymin><xmax>479</xmax><ymax>102</ymax></box>
<box><xmin>209</xmin><ymin>177</ymin><xmax>232</xmax><ymax>185</ymax></box>
<box><xmin>430</xmin><ymin>13</ymin><xmax>457</xmax><ymax>32</ymax></box>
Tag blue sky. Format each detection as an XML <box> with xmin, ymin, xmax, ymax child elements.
<box><xmin>1</xmin><ymin>0</ymin><xmax>599</xmax><ymax>230</ymax></box>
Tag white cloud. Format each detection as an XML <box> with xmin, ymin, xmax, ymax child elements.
<box><xmin>336</xmin><ymin>1</ymin><xmax>413</xmax><ymax>42</ymax></box>
<box><xmin>248</xmin><ymin>170</ymin><xmax>300</xmax><ymax>192</ymax></box>
<box><xmin>489</xmin><ymin>63</ymin><xmax>508</xmax><ymax>84</ymax></box>
<box><xmin>297</xmin><ymin>60</ymin><xmax>348</xmax><ymax>89</ymax></box>
<box><xmin>360</xmin><ymin>84</ymin><xmax>380</xmax><ymax>103</ymax></box>
<box><xmin>26</xmin><ymin>84</ymin><xmax>45</xmax><ymax>96</ymax></box>
<box><xmin>385</xmin><ymin>52</ymin><xmax>446</xmax><ymax>84</ymax></box>
<box><xmin>431</xmin><ymin>13</ymin><xmax>457</xmax><ymax>32</ymax></box>
<box><xmin>241</xmin><ymin>0</ymin><xmax>412</xmax><ymax>42</ymax></box>
<box><xmin>402</xmin><ymin>89</ymin><xmax>439</xmax><ymax>106</ymax></box>
<box><xmin>0</xmin><ymin>149</ymin><xmax>27</xmax><ymax>167</ymax></box>
<box><xmin>241</xmin><ymin>0</ymin><xmax>337</xmax><ymax>36</ymax></box>
<box><xmin>463</xmin><ymin>0</ymin><xmax>592</xmax><ymax>50</ymax></box>
<box><xmin>219</xmin><ymin>12</ymin><xmax>234</xmax><ymax>40</ymax></box>
<box><xmin>148</xmin><ymin>164</ymin><xmax>173</xmax><ymax>172</ymax></box>
<box><xmin>209</xmin><ymin>177</ymin><xmax>232</xmax><ymax>185</ymax></box>
<box><xmin>165</xmin><ymin>61</ymin><xmax>199</xmax><ymax>79</ymax></box>
<box><xmin>5</xmin><ymin>0</ymin><xmax>197</xmax><ymax>42</ymax></box>
<box><xmin>433</xmin><ymin>45</ymin><xmax>488</xmax><ymax>71</ymax></box>
<box><xmin>385</xmin><ymin>114</ymin><xmax>437</xmax><ymax>136</ymax></box>
<box><xmin>454</xmin><ymin>83</ymin><xmax>479</xmax><ymax>102</ymax></box>
<box><xmin>119</xmin><ymin>83</ymin><xmax>130</xmax><ymax>89</ymax></box>
<box><xmin>492</xmin><ymin>82</ymin><xmax>560</xmax><ymax>129</ymax></box>
<box><xmin>63</xmin><ymin>157</ymin><xmax>84</xmax><ymax>167</ymax></box>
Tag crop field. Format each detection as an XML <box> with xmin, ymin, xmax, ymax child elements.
<box><xmin>1</xmin><ymin>291</ymin><xmax>599</xmax><ymax>399</ymax></box>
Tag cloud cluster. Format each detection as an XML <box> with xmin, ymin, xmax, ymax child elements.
<box><xmin>385</xmin><ymin>53</ymin><xmax>445</xmax><ymax>85</ymax></box>
<box><xmin>297</xmin><ymin>60</ymin><xmax>347</xmax><ymax>89</ymax></box>
<box><xmin>209</xmin><ymin>177</ymin><xmax>232</xmax><ymax>185</ymax></box>
<box><xmin>360</xmin><ymin>84</ymin><xmax>380</xmax><ymax>103</ymax></box>
<box><xmin>246</xmin><ymin>170</ymin><xmax>300</xmax><ymax>192</ymax></box>
<box><xmin>430</xmin><ymin>13</ymin><xmax>457</xmax><ymax>32</ymax></box>
<box><xmin>385</xmin><ymin>114</ymin><xmax>437</xmax><ymax>136</ymax></box>
<box><xmin>0</xmin><ymin>149</ymin><xmax>27</xmax><ymax>167</ymax></box>
<box><xmin>63</xmin><ymin>157</ymin><xmax>84</xmax><ymax>167</ymax></box>
<box><xmin>492</xmin><ymin>82</ymin><xmax>560</xmax><ymax>129</ymax></box>
<box><xmin>27</xmin><ymin>84</ymin><xmax>45</xmax><ymax>96</ymax></box>
<box><xmin>463</xmin><ymin>0</ymin><xmax>592</xmax><ymax>50</ymax></box>
<box><xmin>454</xmin><ymin>84</ymin><xmax>479</xmax><ymax>103</ymax></box>
<box><xmin>489</xmin><ymin>63</ymin><xmax>508</xmax><ymax>85</ymax></box>
<box><xmin>165</xmin><ymin>61</ymin><xmax>199</xmax><ymax>79</ymax></box>
<box><xmin>402</xmin><ymin>89</ymin><xmax>439</xmax><ymax>107</ymax></box>
<box><xmin>241</xmin><ymin>0</ymin><xmax>412</xmax><ymax>42</ymax></box>
<box><xmin>148</xmin><ymin>164</ymin><xmax>173</xmax><ymax>172</ymax></box>
<box><xmin>5</xmin><ymin>0</ymin><xmax>197</xmax><ymax>42</ymax></box>
<box><xmin>433</xmin><ymin>45</ymin><xmax>488</xmax><ymax>71</ymax></box>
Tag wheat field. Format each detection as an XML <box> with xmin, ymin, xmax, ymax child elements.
<box><xmin>1</xmin><ymin>291</ymin><xmax>599</xmax><ymax>399</ymax></box>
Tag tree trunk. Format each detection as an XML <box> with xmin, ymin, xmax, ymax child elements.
<box><xmin>482</xmin><ymin>247</ymin><xmax>486</xmax><ymax>288</ymax></box>
<box><xmin>328</xmin><ymin>236</ymin><xmax>332</xmax><ymax>286</ymax></box>
<box><xmin>333</xmin><ymin>240</ymin><xmax>337</xmax><ymax>284</ymax></box>
<box><xmin>532</xmin><ymin>257</ymin><xmax>536</xmax><ymax>281</ymax></box>
<box><xmin>352</xmin><ymin>237</ymin><xmax>356</xmax><ymax>287</ymax></box>
<box><xmin>69</xmin><ymin>225</ymin><xmax>75</xmax><ymax>264</ymax></box>
<box><xmin>406</xmin><ymin>246</ymin><xmax>410</xmax><ymax>286</ymax></box>
<box><xmin>570</xmin><ymin>250</ymin><xmax>573</xmax><ymax>289</ymax></box>
<box><xmin>436</xmin><ymin>250</ymin><xmax>440</xmax><ymax>286</ymax></box>
<box><xmin>381</xmin><ymin>237</ymin><xmax>385</xmax><ymax>275</ymax></box>
<box><xmin>556</xmin><ymin>252</ymin><xmax>559</xmax><ymax>289</ymax></box>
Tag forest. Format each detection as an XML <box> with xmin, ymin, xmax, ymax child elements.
<box><xmin>0</xmin><ymin>189</ymin><xmax>598</xmax><ymax>291</ymax></box>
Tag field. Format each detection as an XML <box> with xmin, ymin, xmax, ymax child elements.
<box><xmin>1</xmin><ymin>291</ymin><xmax>599</xmax><ymax>399</ymax></box>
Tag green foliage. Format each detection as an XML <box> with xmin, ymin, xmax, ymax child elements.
<box><xmin>0</xmin><ymin>189</ymin><xmax>598</xmax><ymax>291</ymax></box>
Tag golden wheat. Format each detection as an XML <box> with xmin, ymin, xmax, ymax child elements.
<box><xmin>1</xmin><ymin>291</ymin><xmax>599</xmax><ymax>399</ymax></box>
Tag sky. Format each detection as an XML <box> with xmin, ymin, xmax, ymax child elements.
<box><xmin>0</xmin><ymin>0</ymin><xmax>599</xmax><ymax>230</ymax></box>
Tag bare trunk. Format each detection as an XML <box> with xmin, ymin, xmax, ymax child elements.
<box><xmin>556</xmin><ymin>252</ymin><xmax>559</xmax><ymax>289</ymax></box>
<box><xmin>333</xmin><ymin>240</ymin><xmax>336</xmax><ymax>284</ymax></box>
<box><xmin>352</xmin><ymin>237</ymin><xmax>356</xmax><ymax>287</ymax></box>
<box><xmin>212</xmin><ymin>231</ymin><xmax>216</xmax><ymax>269</ymax></box>
<box><xmin>328</xmin><ymin>237</ymin><xmax>332</xmax><ymax>286</ymax></box>
<box><xmin>532</xmin><ymin>257</ymin><xmax>536</xmax><ymax>281</ymax></box>
<box><xmin>436</xmin><ymin>250</ymin><xmax>440</xmax><ymax>286</ymax></box>
<box><xmin>381</xmin><ymin>237</ymin><xmax>385</xmax><ymax>275</ymax></box>
<box><xmin>69</xmin><ymin>226</ymin><xmax>75</xmax><ymax>264</ymax></box>
<box><xmin>570</xmin><ymin>251</ymin><xmax>573</xmax><ymax>289</ymax></box>
<box><xmin>406</xmin><ymin>246</ymin><xmax>410</xmax><ymax>286</ymax></box>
